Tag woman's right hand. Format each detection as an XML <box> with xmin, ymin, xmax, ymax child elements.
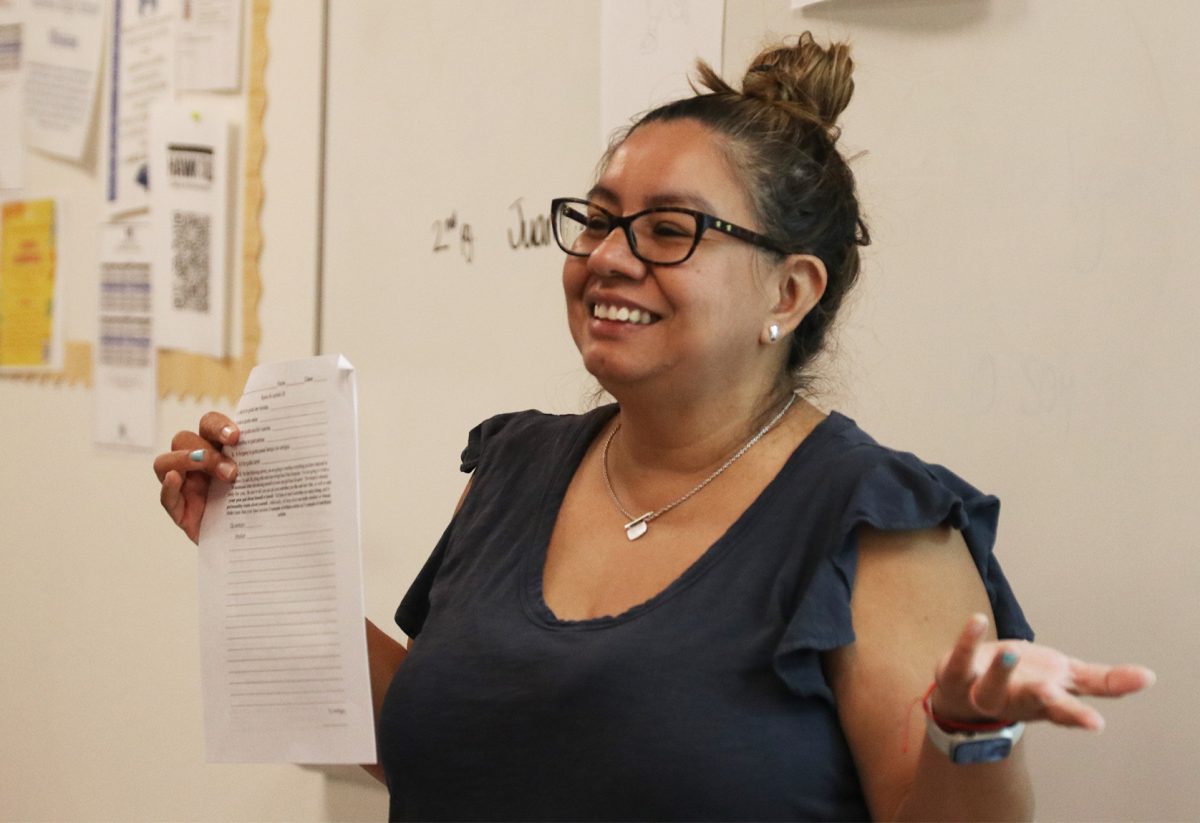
<box><xmin>152</xmin><ymin>412</ymin><xmax>241</xmax><ymax>544</ymax></box>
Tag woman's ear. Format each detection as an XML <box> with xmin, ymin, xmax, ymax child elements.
<box><xmin>769</xmin><ymin>254</ymin><xmax>827</xmax><ymax>335</ymax></box>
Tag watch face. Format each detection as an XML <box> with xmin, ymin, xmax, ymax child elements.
<box><xmin>952</xmin><ymin>738</ymin><xmax>1014</xmax><ymax>765</ymax></box>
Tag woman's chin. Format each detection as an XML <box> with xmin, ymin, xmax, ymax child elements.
<box><xmin>581</xmin><ymin>352</ymin><xmax>651</xmax><ymax>390</ymax></box>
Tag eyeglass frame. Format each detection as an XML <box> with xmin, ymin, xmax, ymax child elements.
<box><xmin>550</xmin><ymin>197</ymin><xmax>791</xmax><ymax>266</ymax></box>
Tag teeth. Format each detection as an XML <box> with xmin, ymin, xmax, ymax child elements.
<box><xmin>593</xmin><ymin>303</ymin><xmax>654</xmax><ymax>324</ymax></box>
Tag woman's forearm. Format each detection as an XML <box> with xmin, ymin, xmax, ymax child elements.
<box><xmin>890</xmin><ymin>740</ymin><xmax>1034</xmax><ymax>822</ymax></box>
<box><xmin>362</xmin><ymin>618</ymin><xmax>408</xmax><ymax>785</ymax></box>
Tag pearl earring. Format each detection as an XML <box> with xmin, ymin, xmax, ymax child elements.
<box><xmin>767</xmin><ymin>323</ymin><xmax>780</xmax><ymax>344</ymax></box>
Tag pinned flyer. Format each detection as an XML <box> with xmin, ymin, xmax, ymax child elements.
<box><xmin>94</xmin><ymin>220</ymin><xmax>156</xmax><ymax>449</ymax></box>
<box><xmin>197</xmin><ymin>354</ymin><xmax>375</xmax><ymax>764</ymax></box>
<box><xmin>107</xmin><ymin>0</ymin><xmax>175</xmax><ymax>215</ymax></box>
<box><xmin>0</xmin><ymin>197</ymin><xmax>63</xmax><ymax>371</ymax></box>
<box><xmin>150</xmin><ymin>104</ymin><xmax>234</xmax><ymax>358</ymax></box>
<box><xmin>24</xmin><ymin>0</ymin><xmax>105</xmax><ymax>162</ymax></box>
<box><xmin>176</xmin><ymin>0</ymin><xmax>243</xmax><ymax>92</ymax></box>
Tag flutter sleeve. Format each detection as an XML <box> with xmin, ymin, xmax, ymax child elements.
<box><xmin>772</xmin><ymin>445</ymin><xmax>1034</xmax><ymax>699</ymax></box>
<box><xmin>395</xmin><ymin>412</ymin><xmax>523</xmax><ymax>638</ymax></box>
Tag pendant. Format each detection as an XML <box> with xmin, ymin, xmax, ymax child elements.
<box><xmin>624</xmin><ymin>513</ymin><xmax>652</xmax><ymax>541</ymax></box>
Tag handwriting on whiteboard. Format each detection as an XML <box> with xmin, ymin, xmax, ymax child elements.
<box><xmin>507</xmin><ymin>198</ymin><xmax>552</xmax><ymax>250</ymax></box>
<box><xmin>429</xmin><ymin>198</ymin><xmax>556</xmax><ymax>263</ymax></box>
<box><xmin>431</xmin><ymin>211</ymin><xmax>475</xmax><ymax>263</ymax></box>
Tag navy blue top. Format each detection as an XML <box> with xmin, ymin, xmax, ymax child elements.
<box><xmin>379</xmin><ymin>406</ymin><xmax>1033</xmax><ymax>821</ymax></box>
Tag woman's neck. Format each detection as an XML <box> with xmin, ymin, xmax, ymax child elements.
<box><xmin>607</xmin><ymin>378</ymin><xmax>793</xmax><ymax>478</ymax></box>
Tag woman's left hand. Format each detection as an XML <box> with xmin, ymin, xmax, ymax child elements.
<box><xmin>929</xmin><ymin>613</ymin><xmax>1156</xmax><ymax>731</ymax></box>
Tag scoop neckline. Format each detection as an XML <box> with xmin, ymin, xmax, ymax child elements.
<box><xmin>521</xmin><ymin>405</ymin><xmax>850</xmax><ymax>631</ymax></box>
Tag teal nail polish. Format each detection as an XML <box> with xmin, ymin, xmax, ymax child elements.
<box><xmin>1001</xmin><ymin>650</ymin><xmax>1019</xmax><ymax>669</ymax></box>
<box><xmin>190</xmin><ymin>449</ymin><xmax>205</xmax><ymax>462</ymax></box>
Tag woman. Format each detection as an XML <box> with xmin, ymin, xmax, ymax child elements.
<box><xmin>155</xmin><ymin>34</ymin><xmax>1153</xmax><ymax>821</ymax></box>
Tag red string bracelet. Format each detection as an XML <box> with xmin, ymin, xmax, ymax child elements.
<box><xmin>921</xmin><ymin>681</ymin><xmax>1014</xmax><ymax>732</ymax></box>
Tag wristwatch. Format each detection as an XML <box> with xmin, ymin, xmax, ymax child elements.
<box><xmin>925</xmin><ymin>715</ymin><xmax>1026</xmax><ymax>764</ymax></box>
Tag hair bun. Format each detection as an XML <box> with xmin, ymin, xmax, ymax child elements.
<box><xmin>741</xmin><ymin>32</ymin><xmax>855</xmax><ymax>134</ymax></box>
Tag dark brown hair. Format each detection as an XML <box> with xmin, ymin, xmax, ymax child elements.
<box><xmin>616</xmin><ymin>33</ymin><xmax>870</xmax><ymax>390</ymax></box>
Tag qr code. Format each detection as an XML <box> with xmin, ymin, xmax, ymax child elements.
<box><xmin>172</xmin><ymin>210</ymin><xmax>210</xmax><ymax>312</ymax></box>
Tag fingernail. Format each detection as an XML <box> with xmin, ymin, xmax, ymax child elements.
<box><xmin>221</xmin><ymin>425</ymin><xmax>236</xmax><ymax>442</ymax></box>
<box><xmin>217</xmin><ymin>461</ymin><xmax>236</xmax><ymax>480</ymax></box>
<box><xmin>969</xmin><ymin>613</ymin><xmax>988</xmax><ymax>635</ymax></box>
<box><xmin>1001</xmin><ymin>650</ymin><xmax>1020</xmax><ymax>669</ymax></box>
<box><xmin>189</xmin><ymin>449</ymin><xmax>205</xmax><ymax>462</ymax></box>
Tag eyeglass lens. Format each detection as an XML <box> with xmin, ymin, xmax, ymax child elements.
<box><xmin>555</xmin><ymin>201</ymin><xmax>700</xmax><ymax>265</ymax></box>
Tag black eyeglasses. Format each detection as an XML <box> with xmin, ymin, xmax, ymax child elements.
<box><xmin>550</xmin><ymin>197</ymin><xmax>789</xmax><ymax>266</ymax></box>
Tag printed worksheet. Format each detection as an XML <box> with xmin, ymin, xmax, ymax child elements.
<box><xmin>197</xmin><ymin>354</ymin><xmax>375</xmax><ymax>764</ymax></box>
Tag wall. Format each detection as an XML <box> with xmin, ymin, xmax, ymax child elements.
<box><xmin>1</xmin><ymin>1</ymin><xmax>1195</xmax><ymax>820</ymax></box>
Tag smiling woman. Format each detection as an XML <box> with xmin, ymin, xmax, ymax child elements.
<box><xmin>558</xmin><ymin>117</ymin><xmax>829</xmax><ymax>398</ymax></box>
<box><xmin>154</xmin><ymin>31</ymin><xmax>1154</xmax><ymax>823</ymax></box>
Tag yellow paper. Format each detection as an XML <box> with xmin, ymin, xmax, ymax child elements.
<box><xmin>0</xmin><ymin>198</ymin><xmax>58</xmax><ymax>368</ymax></box>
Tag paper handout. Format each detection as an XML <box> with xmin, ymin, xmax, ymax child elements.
<box><xmin>197</xmin><ymin>354</ymin><xmax>375</xmax><ymax>764</ymax></box>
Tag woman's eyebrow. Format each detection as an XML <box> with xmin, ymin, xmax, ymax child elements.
<box><xmin>644</xmin><ymin>191</ymin><xmax>718</xmax><ymax>213</ymax></box>
<box><xmin>585</xmin><ymin>185</ymin><xmax>718</xmax><ymax>214</ymax></box>
<box><xmin>586</xmin><ymin>184</ymin><xmax>619</xmax><ymax>205</ymax></box>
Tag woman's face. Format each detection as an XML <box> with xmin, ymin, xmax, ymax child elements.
<box><xmin>562</xmin><ymin>119</ymin><xmax>781</xmax><ymax>396</ymax></box>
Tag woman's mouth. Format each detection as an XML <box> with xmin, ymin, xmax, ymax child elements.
<box><xmin>591</xmin><ymin>303</ymin><xmax>658</xmax><ymax>325</ymax></box>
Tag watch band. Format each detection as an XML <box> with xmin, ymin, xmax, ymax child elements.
<box><xmin>925</xmin><ymin>714</ymin><xmax>1026</xmax><ymax>765</ymax></box>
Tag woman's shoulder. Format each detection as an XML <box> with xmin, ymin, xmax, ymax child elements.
<box><xmin>799</xmin><ymin>411</ymin><xmax>995</xmax><ymax>525</ymax></box>
<box><xmin>805</xmin><ymin>410</ymin><xmax>928</xmax><ymax>477</ymax></box>
<box><xmin>460</xmin><ymin>405</ymin><xmax>616</xmax><ymax>473</ymax></box>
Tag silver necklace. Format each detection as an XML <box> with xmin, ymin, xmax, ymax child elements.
<box><xmin>602</xmin><ymin>393</ymin><xmax>798</xmax><ymax>541</ymax></box>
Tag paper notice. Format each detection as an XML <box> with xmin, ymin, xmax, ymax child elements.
<box><xmin>94</xmin><ymin>220</ymin><xmax>156</xmax><ymax>449</ymax></box>
<box><xmin>107</xmin><ymin>0</ymin><xmax>175</xmax><ymax>215</ymax></box>
<box><xmin>0</xmin><ymin>197</ymin><xmax>62</xmax><ymax>371</ymax></box>
<box><xmin>0</xmin><ymin>13</ymin><xmax>23</xmax><ymax>189</ymax></box>
<box><xmin>150</xmin><ymin>104</ymin><xmax>233</xmax><ymax>357</ymax></box>
<box><xmin>176</xmin><ymin>0</ymin><xmax>242</xmax><ymax>92</ymax></box>
<box><xmin>197</xmin><ymin>354</ymin><xmax>375</xmax><ymax>764</ymax></box>
<box><xmin>24</xmin><ymin>0</ymin><xmax>105</xmax><ymax>161</ymax></box>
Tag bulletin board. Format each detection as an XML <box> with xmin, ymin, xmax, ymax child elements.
<box><xmin>2</xmin><ymin>0</ymin><xmax>268</xmax><ymax>404</ymax></box>
<box><xmin>155</xmin><ymin>0</ymin><xmax>265</xmax><ymax>401</ymax></box>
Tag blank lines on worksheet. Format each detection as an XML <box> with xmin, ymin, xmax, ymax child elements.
<box><xmin>223</xmin><ymin>526</ymin><xmax>346</xmax><ymax>719</ymax></box>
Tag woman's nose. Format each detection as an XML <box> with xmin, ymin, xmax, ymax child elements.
<box><xmin>586</xmin><ymin>225</ymin><xmax>648</xmax><ymax>280</ymax></box>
